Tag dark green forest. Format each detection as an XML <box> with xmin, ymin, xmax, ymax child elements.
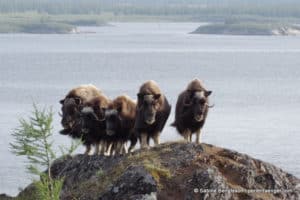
<box><xmin>1</xmin><ymin>0</ymin><xmax>300</xmax><ymax>19</ymax></box>
<box><xmin>1</xmin><ymin>0</ymin><xmax>300</xmax><ymax>34</ymax></box>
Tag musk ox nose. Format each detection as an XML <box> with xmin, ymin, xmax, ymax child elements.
<box><xmin>194</xmin><ymin>115</ymin><xmax>203</xmax><ymax>122</ymax></box>
<box><xmin>106</xmin><ymin>130</ymin><xmax>115</xmax><ymax>136</ymax></box>
<box><xmin>82</xmin><ymin>128</ymin><xmax>89</xmax><ymax>134</ymax></box>
<box><xmin>62</xmin><ymin>116</ymin><xmax>75</xmax><ymax>128</ymax></box>
<box><xmin>59</xmin><ymin>129</ymin><xmax>70</xmax><ymax>135</ymax></box>
<box><xmin>145</xmin><ymin>118</ymin><xmax>155</xmax><ymax>125</ymax></box>
<box><xmin>68</xmin><ymin>121</ymin><xmax>75</xmax><ymax>128</ymax></box>
<box><xmin>61</xmin><ymin>121</ymin><xmax>70</xmax><ymax>129</ymax></box>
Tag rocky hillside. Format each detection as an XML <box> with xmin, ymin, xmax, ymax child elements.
<box><xmin>3</xmin><ymin>142</ymin><xmax>300</xmax><ymax>200</ymax></box>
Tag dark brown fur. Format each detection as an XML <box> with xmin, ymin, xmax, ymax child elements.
<box><xmin>135</xmin><ymin>80</ymin><xmax>171</xmax><ymax>148</ymax></box>
<box><xmin>62</xmin><ymin>84</ymin><xmax>102</xmax><ymax>104</ymax></box>
<box><xmin>172</xmin><ymin>79</ymin><xmax>212</xmax><ymax>143</ymax></box>
<box><xmin>110</xmin><ymin>95</ymin><xmax>136</xmax><ymax>119</ymax></box>
<box><xmin>105</xmin><ymin>95</ymin><xmax>138</xmax><ymax>154</ymax></box>
<box><xmin>79</xmin><ymin>94</ymin><xmax>111</xmax><ymax>155</ymax></box>
<box><xmin>137</xmin><ymin>80</ymin><xmax>164</xmax><ymax>109</ymax></box>
<box><xmin>59</xmin><ymin>84</ymin><xmax>102</xmax><ymax>131</ymax></box>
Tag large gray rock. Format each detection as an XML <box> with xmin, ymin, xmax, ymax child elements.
<box><xmin>11</xmin><ymin>142</ymin><xmax>300</xmax><ymax>200</ymax></box>
<box><xmin>99</xmin><ymin>166</ymin><xmax>157</xmax><ymax>200</ymax></box>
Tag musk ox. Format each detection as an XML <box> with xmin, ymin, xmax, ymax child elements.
<box><xmin>79</xmin><ymin>94</ymin><xmax>110</xmax><ymax>155</ymax></box>
<box><xmin>135</xmin><ymin>80</ymin><xmax>171</xmax><ymax>149</ymax></box>
<box><xmin>59</xmin><ymin>84</ymin><xmax>102</xmax><ymax>133</ymax></box>
<box><xmin>105</xmin><ymin>95</ymin><xmax>138</xmax><ymax>155</ymax></box>
<box><xmin>171</xmin><ymin>79</ymin><xmax>212</xmax><ymax>144</ymax></box>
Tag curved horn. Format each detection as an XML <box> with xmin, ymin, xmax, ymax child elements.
<box><xmin>96</xmin><ymin>114</ymin><xmax>106</xmax><ymax>122</ymax></box>
<box><xmin>90</xmin><ymin>111</ymin><xmax>106</xmax><ymax>122</ymax></box>
<box><xmin>206</xmin><ymin>103</ymin><xmax>215</xmax><ymax>108</ymax></box>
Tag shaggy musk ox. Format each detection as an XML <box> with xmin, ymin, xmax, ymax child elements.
<box><xmin>59</xmin><ymin>84</ymin><xmax>104</xmax><ymax>154</ymax></box>
<box><xmin>172</xmin><ymin>79</ymin><xmax>212</xmax><ymax>144</ymax></box>
<box><xmin>79</xmin><ymin>95</ymin><xmax>110</xmax><ymax>155</ymax></box>
<box><xmin>59</xmin><ymin>84</ymin><xmax>102</xmax><ymax>133</ymax></box>
<box><xmin>105</xmin><ymin>95</ymin><xmax>138</xmax><ymax>155</ymax></box>
<box><xmin>135</xmin><ymin>80</ymin><xmax>171</xmax><ymax>149</ymax></box>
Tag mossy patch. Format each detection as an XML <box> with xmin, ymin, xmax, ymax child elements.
<box><xmin>143</xmin><ymin>161</ymin><xmax>172</xmax><ymax>183</ymax></box>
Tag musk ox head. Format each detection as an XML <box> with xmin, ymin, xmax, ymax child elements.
<box><xmin>184</xmin><ymin>90</ymin><xmax>212</xmax><ymax>122</ymax></box>
<box><xmin>59</xmin><ymin>97</ymin><xmax>82</xmax><ymax>130</ymax></box>
<box><xmin>137</xmin><ymin>93</ymin><xmax>161</xmax><ymax>125</ymax></box>
<box><xmin>105</xmin><ymin>108</ymin><xmax>122</xmax><ymax>136</ymax></box>
<box><xmin>80</xmin><ymin>106</ymin><xmax>106</xmax><ymax>134</ymax></box>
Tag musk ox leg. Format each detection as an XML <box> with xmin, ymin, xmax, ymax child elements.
<box><xmin>147</xmin><ymin>135</ymin><xmax>150</xmax><ymax>146</ymax></box>
<box><xmin>183</xmin><ymin>129</ymin><xmax>191</xmax><ymax>142</ymax></box>
<box><xmin>99</xmin><ymin>140</ymin><xmax>107</xmax><ymax>155</ymax></box>
<box><xmin>84</xmin><ymin>145</ymin><xmax>92</xmax><ymax>155</ymax></box>
<box><xmin>115</xmin><ymin>141</ymin><xmax>125</xmax><ymax>155</ymax></box>
<box><xmin>121</xmin><ymin>142</ymin><xmax>128</xmax><ymax>154</ymax></box>
<box><xmin>116</xmin><ymin>141</ymin><xmax>122</xmax><ymax>155</ymax></box>
<box><xmin>128</xmin><ymin>137</ymin><xmax>137</xmax><ymax>153</ymax></box>
<box><xmin>140</xmin><ymin>133</ymin><xmax>149</xmax><ymax>149</ymax></box>
<box><xmin>106</xmin><ymin>142</ymin><xmax>113</xmax><ymax>156</ymax></box>
<box><xmin>195</xmin><ymin>129</ymin><xmax>201</xmax><ymax>144</ymax></box>
<box><xmin>153</xmin><ymin>132</ymin><xmax>160</xmax><ymax>146</ymax></box>
<box><xmin>108</xmin><ymin>142</ymin><xmax>116</xmax><ymax>156</ymax></box>
<box><xmin>95</xmin><ymin>143</ymin><xmax>100</xmax><ymax>155</ymax></box>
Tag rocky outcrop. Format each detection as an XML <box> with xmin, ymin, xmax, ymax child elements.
<box><xmin>5</xmin><ymin>142</ymin><xmax>300</xmax><ymax>200</ymax></box>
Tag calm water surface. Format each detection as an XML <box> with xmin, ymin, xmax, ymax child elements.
<box><xmin>0</xmin><ymin>23</ymin><xmax>300</xmax><ymax>195</ymax></box>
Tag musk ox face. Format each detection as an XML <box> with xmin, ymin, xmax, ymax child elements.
<box><xmin>105</xmin><ymin>109</ymin><xmax>122</xmax><ymax>136</ymax></box>
<box><xmin>137</xmin><ymin>93</ymin><xmax>161</xmax><ymax>125</ymax></box>
<box><xmin>80</xmin><ymin>106</ymin><xmax>106</xmax><ymax>134</ymax></box>
<box><xmin>60</xmin><ymin>97</ymin><xmax>82</xmax><ymax>130</ymax></box>
<box><xmin>184</xmin><ymin>90</ymin><xmax>212</xmax><ymax>122</ymax></box>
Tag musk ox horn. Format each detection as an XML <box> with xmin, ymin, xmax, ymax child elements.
<box><xmin>95</xmin><ymin>114</ymin><xmax>106</xmax><ymax>122</ymax></box>
<box><xmin>207</xmin><ymin>103</ymin><xmax>215</xmax><ymax>108</ymax></box>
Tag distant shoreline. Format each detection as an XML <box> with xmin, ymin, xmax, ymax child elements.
<box><xmin>191</xmin><ymin>23</ymin><xmax>300</xmax><ymax>36</ymax></box>
<box><xmin>2</xmin><ymin>13</ymin><xmax>300</xmax><ymax>35</ymax></box>
<box><xmin>0</xmin><ymin>13</ymin><xmax>108</xmax><ymax>34</ymax></box>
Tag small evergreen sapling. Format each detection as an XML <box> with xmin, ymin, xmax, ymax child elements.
<box><xmin>10</xmin><ymin>104</ymin><xmax>80</xmax><ymax>200</ymax></box>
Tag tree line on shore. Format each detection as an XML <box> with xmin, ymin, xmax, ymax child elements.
<box><xmin>1</xmin><ymin>0</ymin><xmax>300</xmax><ymax>20</ymax></box>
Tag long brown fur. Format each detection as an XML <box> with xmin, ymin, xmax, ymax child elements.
<box><xmin>79</xmin><ymin>94</ymin><xmax>111</xmax><ymax>155</ymax></box>
<box><xmin>135</xmin><ymin>80</ymin><xmax>171</xmax><ymax>149</ymax></box>
<box><xmin>172</xmin><ymin>79</ymin><xmax>212</xmax><ymax>143</ymax></box>
<box><xmin>138</xmin><ymin>80</ymin><xmax>164</xmax><ymax>110</ymax></box>
<box><xmin>106</xmin><ymin>95</ymin><xmax>138</xmax><ymax>154</ymax></box>
<box><xmin>186</xmin><ymin>79</ymin><xmax>206</xmax><ymax>92</ymax></box>
<box><xmin>109</xmin><ymin>95</ymin><xmax>136</xmax><ymax>119</ymax></box>
<box><xmin>64</xmin><ymin>84</ymin><xmax>102</xmax><ymax>103</ymax></box>
<box><xmin>84</xmin><ymin>94</ymin><xmax>110</xmax><ymax>111</ymax></box>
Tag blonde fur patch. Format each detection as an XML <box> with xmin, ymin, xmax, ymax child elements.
<box><xmin>138</xmin><ymin>80</ymin><xmax>164</xmax><ymax>109</ymax></box>
<box><xmin>186</xmin><ymin>79</ymin><xmax>206</xmax><ymax>92</ymax></box>
<box><xmin>110</xmin><ymin>95</ymin><xmax>136</xmax><ymax>119</ymax></box>
<box><xmin>65</xmin><ymin>84</ymin><xmax>102</xmax><ymax>103</ymax></box>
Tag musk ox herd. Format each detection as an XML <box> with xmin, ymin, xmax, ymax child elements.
<box><xmin>59</xmin><ymin>79</ymin><xmax>212</xmax><ymax>155</ymax></box>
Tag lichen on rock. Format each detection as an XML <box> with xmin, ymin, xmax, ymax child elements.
<box><xmin>4</xmin><ymin>142</ymin><xmax>300</xmax><ymax>200</ymax></box>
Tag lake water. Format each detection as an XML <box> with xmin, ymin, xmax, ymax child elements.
<box><xmin>0</xmin><ymin>22</ymin><xmax>300</xmax><ymax>196</ymax></box>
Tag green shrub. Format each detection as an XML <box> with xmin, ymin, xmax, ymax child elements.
<box><xmin>10</xmin><ymin>104</ymin><xmax>80</xmax><ymax>200</ymax></box>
